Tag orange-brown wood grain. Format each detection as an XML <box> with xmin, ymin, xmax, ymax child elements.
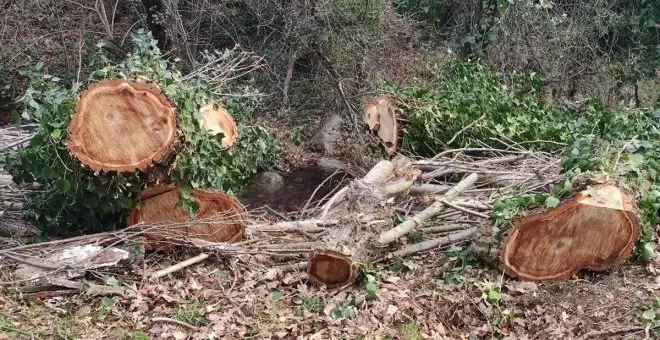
<box><xmin>307</xmin><ymin>249</ymin><xmax>356</xmax><ymax>288</ymax></box>
<box><xmin>127</xmin><ymin>185</ymin><xmax>245</xmax><ymax>250</ymax></box>
<box><xmin>67</xmin><ymin>79</ymin><xmax>177</xmax><ymax>172</ymax></box>
<box><xmin>500</xmin><ymin>185</ymin><xmax>639</xmax><ymax>281</ymax></box>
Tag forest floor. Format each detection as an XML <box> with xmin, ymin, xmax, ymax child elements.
<box><xmin>0</xmin><ymin>246</ymin><xmax>657</xmax><ymax>339</ymax></box>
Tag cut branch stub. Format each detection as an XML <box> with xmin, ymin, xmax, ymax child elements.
<box><xmin>307</xmin><ymin>249</ymin><xmax>356</xmax><ymax>288</ymax></box>
<box><xmin>500</xmin><ymin>185</ymin><xmax>639</xmax><ymax>281</ymax></box>
<box><xmin>67</xmin><ymin>79</ymin><xmax>178</xmax><ymax>172</ymax></box>
<box><xmin>363</xmin><ymin>95</ymin><xmax>398</xmax><ymax>155</ymax></box>
<box><xmin>127</xmin><ymin>185</ymin><xmax>246</xmax><ymax>249</ymax></box>
<box><xmin>198</xmin><ymin>102</ymin><xmax>238</xmax><ymax>148</ymax></box>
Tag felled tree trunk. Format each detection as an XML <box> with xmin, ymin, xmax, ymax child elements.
<box><xmin>127</xmin><ymin>184</ymin><xmax>246</xmax><ymax>250</ymax></box>
<box><xmin>475</xmin><ymin>184</ymin><xmax>640</xmax><ymax>281</ymax></box>
<box><xmin>67</xmin><ymin>79</ymin><xmax>178</xmax><ymax>173</ymax></box>
<box><xmin>306</xmin><ymin>160</ymin><xmax>399</xmax><ymax>287</ymax></box>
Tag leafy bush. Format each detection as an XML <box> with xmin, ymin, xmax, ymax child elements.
<box><xmin>384</xmin><ymin>59</ymin><xmax>660</xmax><ymax>260</ymax></box>
<box><xmin>1</xmin><ymin>30</ymin><xmax>279</xmax><ymax>234</ymax></box>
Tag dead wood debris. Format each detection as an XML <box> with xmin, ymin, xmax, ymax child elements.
<box><xmin>0</xmin><ymin>146</ymin><xmax>569</xmax><ymax>292</ymax></box>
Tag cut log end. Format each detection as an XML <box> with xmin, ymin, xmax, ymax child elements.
<box><xmin>363</xmin><ymin>95</ymin><xmax>398</xmax><ymax>155</ymax></box>
<box><xmin>67</xmin><ymin>79</ymin><xmax>178</xmax><ymax>172</ymax></box>
<box><xmin>127</xmin><ymin>185</ymin><xmax>246</xmax><ymax>250</ymax></box>
<box><xmin>307</xmin><ymin>249</ymin><xmax>356</xmax><ymax>288</ymax></box>
<box><xmin>198</xmin><ymin>102</ymin><xmax>238</xmax><ymax>148</ymax></box>
<box><xmin>500</xmin><ymin>184</ymin><xmax>639</xmax><ymax>281</ymax></box>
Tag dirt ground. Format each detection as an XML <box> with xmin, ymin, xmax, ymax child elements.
<box><xmin>1</xmin><ymin>245</ymin><xmax>658</xmax><ymax>339</ymax></box>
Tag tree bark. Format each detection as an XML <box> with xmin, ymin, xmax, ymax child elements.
<box><xmin>127</xmin><ymin>184</ymin><xmax>246</xmax><ymax>250</ymax></box>
<box><xmin>141</xmin><ymin>0</ymin><xmax>175</xmax><ymax>54</ymax></box>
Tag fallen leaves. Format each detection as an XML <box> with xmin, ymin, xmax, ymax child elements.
<box><xmin>0</xmin><ymin>250</ymin><xmax>656</xmax><ymax>339</ymax></box>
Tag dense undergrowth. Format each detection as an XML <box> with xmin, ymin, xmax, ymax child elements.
<box><xmin>383</xmin><ymin>59</ymin><xmax>660</xmax><ymax>261</ymax></box>
<box><xmin>0</xmin><ymin>31</ymin><xmax>279</xmax><ymax>235</ymax></box>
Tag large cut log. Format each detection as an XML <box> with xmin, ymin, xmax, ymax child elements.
<box><xmin>67</xmin><ymin>79</ymin><xmax>178</xmax><ymax>172</ymax></box>
<box><xmin>127</xmin><ymin>184</ymin><xmax>246</xmax><ymax>250</ymax></box>
<box><xmin>500</xmin><ymin>184</ymin><xmax>639</xmax><ymax>281</ymax></box>
<box><xmin>198</xmin><ymin>102</ymin><xmax>238</xmax><ymax>148</ymax></box>
<box><xmin>363</xmin><ymin>95</ymin><xmax>398</xmax><ymax>155</ymax></box>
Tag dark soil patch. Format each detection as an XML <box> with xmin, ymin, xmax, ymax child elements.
<box><xmin>238</xmin><ymin>166</ymin><xmax>353</xmax><ymax>214</ymax></box>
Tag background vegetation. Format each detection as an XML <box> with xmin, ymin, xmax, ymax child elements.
<box><xmin>0</xmin><ymin>0</ymin><xmax>658</xmax><ymax>242</ymax></box>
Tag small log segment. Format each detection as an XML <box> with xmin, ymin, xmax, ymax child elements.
<box><xmin>127</xmin><ymin>184</ymin><xmax>246</xmax><ymax>250</ymax></box>
<box><xmin>67</xmin><ymin>79</ymin><xmax>178</xmax><ymax>172</ymax></box>
<box><xmin>307</xmin><ymin>160</ymin><xmax>404</xmax><ymax>288</ymax></box>
<box><xmin>500</xmin><ymin>184</ymin><xmax>639</xmax><ymax>281</ymax></box>
<box><xmin>198</xmin><ymin>102</ymin><xmax>238</xmax><ymax>148</ymax></box>
<box><xmin>363</xmin><ymin>95</ymin><xmax>398</xmax><ymax>155</ymax></box>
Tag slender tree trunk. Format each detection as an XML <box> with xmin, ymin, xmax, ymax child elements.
<box><xmin>141</xmin><ymin>0</ymin><xmax>175</xmax><ymax>54</ymax></box>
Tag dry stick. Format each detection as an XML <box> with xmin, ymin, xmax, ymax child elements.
<box><xmin>387</xmin><ymin>228</ymin><xmax>477</xmax><ymax>259</ymax></box>
<box><xmin>409</xmin><ymin>183</ymin><xmax>450</xmax><ymax>195</ymax></box>
<box><xmin>578</xmin><ymin>326</ymin><xmax>652</xmax><ymax>340</ymax></box>
<box><xmin>421</xmin><ymin>224</ymin><xmax>471</xmax><ymax>233</ymax></box>
<box><xmin>378</xmin><ymin>173</ymin><xmax>478</xmax><ymax>244</ymax></box>
<box><xmin>247</xmin><ymin>220</ymin><xmax>338</xmax><ymax>233</ymax></box>
<box><xmin>44</xmin><ymin>277</ymin><xmax>128</xmax><ymax>296</ymax></box>
<box><xmin>152</xmin><ymin>253</ymin><xmax>210</xmax><ymax>279</ymax></box>
<box><xmin>383</xmin><ymin>179</ymin><xmax>416</xmax><ymax>195</ymax></box>
<box><xmin>151</xmin><ymin>317</ymin><xmax>198</xmax><ymax>330</ymax></box>
<box><xmin>282</xmin><ymin>52</ymin><xmax>296</xmax><ymax>107</ymax></box>
<box><xmin>437</xmin><ymin>199</ymin><xmax>490</xmax><ymax>219</ymax></box>
<box><xmin>299</xmin><ymin>169</ymin><xmax>341</xmax><ymax>219</ymax></box>
<box><xmin>446</xmin><ymin>114</ymin><xmax>486</xmax><ymax>145</ymax></box>
<box><xmin>319</xmin><ymin>160</ymin><xmax>394</xmax><ymax>219</ymax></box>
<box><xmin>0</xmin><ymin>136</ymin><xmax>31</xmax><ymax>150</ymax></box>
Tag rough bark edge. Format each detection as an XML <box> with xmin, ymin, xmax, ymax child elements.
<box><xmin>127</xmin><ymin>186</ymin><xmax>247</xmax><ymax>248</ymax></box>
<box><xmin>67</xmin><ymin>79</ymin><xmax>178</xmax><ymax>173</ymax></box>
<box><xmin>499</xmin><ymin>185</ymin><xmax>640</xmax><ymax>281</ymax></box>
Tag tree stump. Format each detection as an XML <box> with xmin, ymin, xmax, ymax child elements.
<box><xmin>127</xmin><ymin>184</ymin><xmax>246</xmax><ymax>249</ymax></box>
<box><xmin>500</xmin><ymin>184</ymin><xmax>640</xmax><ymax>281</ymax></box>
<box><xmin>67</xmin><ymin>79</ymin><xmax>178</xmax><ymax>172</ymax></box>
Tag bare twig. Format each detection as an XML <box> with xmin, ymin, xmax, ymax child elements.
<box><xmin>152</xmin><ymin>253</ymin><xmax>210</xmax><ymax>279</ymax></box>
<box><xmin>151</xmin><ymin>317</ymin><xmax>199</xmax><ymax>330</ymax></box>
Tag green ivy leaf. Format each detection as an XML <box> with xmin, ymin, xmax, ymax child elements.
<box><xmin>104</xmin><ymin>276</ymin><xmax>120</xmax><ymax>286</ymax></box>
<box><xmin>640</xmin><ymin>242</ymin><xmax>655</xmax><ymax>262</ymax></box>
<box><xmin>545</xmin><ymin>196</ymin><xmax>560</xmax><ymax>208</ymax></box>
<box><xmin>51</xmin><ymin>129</ymin><xmax>62</xmax><ymax>139</ymax></box>
<box><xmin>487</xmin><ymin>289</ymin><xmax>501</xmax><ymax>302</ymax></box>
<box><xmin>55</xmin><ymin>179</ymin><xmax>71</xmax><ymax>192</ymax></box>
<box><xmin>269</xmin><ymin>288</ymin><xmax>282</xmax><ymax>300</ymax></box>
<box><xmin>642</xmin><ymin>309</ymin><xmax>656</xmax><ymax>320</ymax></box>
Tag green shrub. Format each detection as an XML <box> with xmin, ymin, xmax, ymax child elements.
<box><xmin>1</xmin><ymin>30</ymin><xmax>279</xmax><ymax>234</ymax></box>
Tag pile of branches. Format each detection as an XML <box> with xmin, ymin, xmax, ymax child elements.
<box><xmin>0</xmin><ymin>147</ymin><xmax>572</xmax><ymax>294</ymax></box>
